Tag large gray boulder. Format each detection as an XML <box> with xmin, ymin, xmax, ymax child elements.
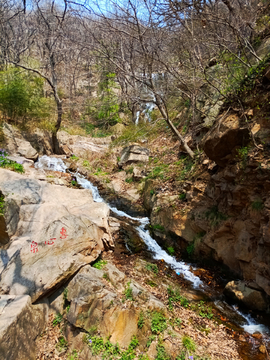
<box><xmin>0</xmin><ymin>295</ymin><xmax>47</xmax><ymax>360</ymax></box>
<box><xmin>57</xmin><ymin>130</ymin><xmax>110</xmax><ymax>158</ymax></box>
<box><xmin>66</xmin><ymin>263</ymin><xmax>164</xmax><ymax>348</ymax></box>
<box><xmin>118</xmin><ymin>144</ymin><xmax>149</xmax><ymax>167</ymax></box>
<box><xmin>16</xmin><ymin>139</ymin><xmax>38</xmax><ymax>161</ymax></box>
<box><xmin>2</xmin><ymin>123</ymin><xmax>38</xmax><ymax>161</ymax></box>
<box><xmin>0</xmin><ymin>169</ymin><xmax>113</xmax><ymax>302</ymax></box>
<box><xmin>67</xmin><ymin>266</ymin><xmax>117</xmax><ymax>331</ymax></box>
<box><xmin>224</xmin><ymin>280</ymin><xmax>268</xmax><ymax>311</ymax></box>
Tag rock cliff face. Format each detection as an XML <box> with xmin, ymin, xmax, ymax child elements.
<box><xmin>145</xmin><ymin>111</ymin><xmax>270</xmax><ymax>305</ymax></box>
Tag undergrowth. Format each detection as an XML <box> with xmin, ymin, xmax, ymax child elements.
<box><xmin>86</xmin><ymin>334</ymin><xmax>139</xmax><ymax>359</ymax></box>
<box><xmin>0</xmin><ymin>149</ymin><xmax>24</xmax><ymax>173</ymax></box>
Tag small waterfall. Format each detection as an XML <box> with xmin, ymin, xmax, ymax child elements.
<box><xmin>137</xmin><ymin>222</ymin><xmax>202</xmax><ymax>287</ymax></box>
<box><xmin>35</xmin><ymin>155</ymin><xmax>67</xmax><ymax>173</ymax></box>
<box><xmin>76</xmin><ymin>173</ymin><xmax>203</xmax><ymax>287</ymax></box>
<box><xmin>76</xmin><ymin>175</ymin><xmax>103</xmax><ymax>203</ymax></box>
<box><xmin>232</xmin><ymin>305</ymin><xmax>269</xmax><ymax>334</ymax></box>
<box><xmin>77</xmin><ymin>173</ymin><xmax>203</xmax><ymax>287</ymax></box>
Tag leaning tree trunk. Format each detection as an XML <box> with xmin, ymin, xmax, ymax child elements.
<box><xmin>155</xmin><ymin>99</ymin><xmax>195</xmax><ymax>158</ymax></box>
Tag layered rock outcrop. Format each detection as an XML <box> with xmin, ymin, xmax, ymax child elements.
<box><xmin>144</xmin><ymin>113</ymin><xmax>270</xmax><ymax>307</ymax></box>
<box><xmin>118</xmin><ymin>144</ymin><xmax>149</xmax><ymax>167</ymax></box>
<box><xmin>202</xmin><ymin>113</ymin><xmax>249</xmax><ymax>167</ymax></box>
<box><xmin>2</xmin><ymin>122</ymin><xmax>111</xmax><ymax>160</ymax></box>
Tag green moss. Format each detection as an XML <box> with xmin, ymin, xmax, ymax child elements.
<box><xmin>151</xmin><ymin>224</ymin><xmax>164</xmax><ymax>232</ymax></box>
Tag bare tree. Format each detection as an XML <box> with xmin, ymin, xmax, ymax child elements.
<box><xmin>3</xmin><ymin>0</ymin><xmax>76</xmax><ymax>152</ymax></box>
<box><xmin>78</xmin><ymin>0</ymin><xmax>196</xmax><ymax>157</ymax></box>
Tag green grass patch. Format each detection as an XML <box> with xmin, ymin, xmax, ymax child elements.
<box><xmin>167</xmin><ymin>287</ymin><xmax>189</xmax><ymax>310</ymax></box>
<box><xmin>155</xmin><ymin>342</ymin><xmax>171</xmax><ymax>360</ymax></box>
<box><xmin>125</xmin><ymin>177</ymin><xmax>133</xmax><ymax>183</ymax></box>
<box><xmin>70</xmin><ymin>154</ymin><xmax>79</xmax><ymax>161</ymax></box>
<box><xmin>251</xmin><ymin>200</ymin><xmax>264</xmax><ymax>211</ymax></box>
<box><xmin>56</xmin><ymin>336</ymin><xmax>68</xmax><ymax>351</ymax></box>
<box><xmin>83</xmin><ymin>160</ymin><xmax>90</xmax><ymax>168</ymax></box>
<box><xmin>138</xmin><ymin>311</ymin><xmax>145</xmax><ymax>329</ymax></box>
<box><xmin>179</xmin><ymin>193</ymin><xmax>186</xmax><ymax>201</ymax></box>
<box><xmin>146</xmin><ymin>279</ymin><xmax>158</xmax><ymax>287</ymax></box>
<box><xmin>146</xmin><ymin>164</ymin><xmax>169</xmax><ymax>180</ymax></box>
<box><xmin>186</xmin><ymin>242</ymin><xmax>195</xmax><ymax>258</ymax></box>
<box><xmin>125</xmin><ymin>281</ymin><xmax>133</xmax><ymax>301</ymax></box>
<box><xmin>67</xmin><ymin>350</ymin><xmax>79</xmax><ymax>360</ymax></box>
<box><xmin>145</xmin><ymin>263</ymin><xmax>158</xmax><ymax>274</ymax></box>
<box><xmin>52</xmin><ymin>313</ymin><xmax>63</xmax><ymax>327</ymax></box>
<box><xmin>151</xmin><ymin>224</ymin><xmax>164</xmax><ymax>232</ymax></box>
<box><xmin>167</xmin><ymin>246</ymin><xmax>175</xmax><ymax>256</ymax></box>
<box><xmin>182</xmin><ymin>335</ymin><xmax>196</xmax><ymax>353</ymax></box>
<box><xmin>0</xmin><ymin>150</ymin><xmax>24</xmax><ymax>173</ymax></box>
<box><xmin>92</xmin><ymin>259</ymin><xmax>107</xmax><ymax>270</ymax></box>
<box><xmin>86</xmin><ymin>334</ymin><xmax>139</xmax><ymax>359</ymax></box>
<box><xmin>151</xmin><ymin>311</ymin><xmax>167</xmax><ymax>334</ymax></box>
<box><xmin>93</xmin><ymin>167</ymin><xmax>109</xmax><ymax>176</ymax></box>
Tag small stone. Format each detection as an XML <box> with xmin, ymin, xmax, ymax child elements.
<box><xmin>259</xmin><ymin>345</ymin><xmax>266</xmax><ymax>354</ymax></box>
<box><xmin>239</xmin><ymin>335</ymin><xmax>246</xmax><ymax>342</ymax></box>
<box><xmin>252</xmin><ymin>332</ymin><xmax>262</xmax><ymax>339</ymax></box>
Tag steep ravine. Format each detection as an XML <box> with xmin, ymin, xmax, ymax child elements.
<box><xmin>42</xmin><ymin>155</ymin><xmax>270</xmax><ymax>359</ymax></box>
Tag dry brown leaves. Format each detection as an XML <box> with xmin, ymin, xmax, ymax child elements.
<box><xmin>36</xmin><ymin>314</ymin><xmax>68</xmax><ymax>360</ymax></box>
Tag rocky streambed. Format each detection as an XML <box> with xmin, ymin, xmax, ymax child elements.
<box><xmin>0</xmin><ymin>153</ymin><xmax>269</xmax><ymax>360</ymax></box>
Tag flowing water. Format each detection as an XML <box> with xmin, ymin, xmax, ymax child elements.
<box><xmin>35</xmin><ymin>156</ymin><xmax>270</xmax><ymax>343</ymax></box>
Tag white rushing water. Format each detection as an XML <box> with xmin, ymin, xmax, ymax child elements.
<box><xmin>35</xmin><ymin>155</ymin><xmax>67</xmax><ymax>173</ymax></box>
<box><xmin>36</xmin><ymin>156</ymin><xmax>268</xmax><ymax>334</ymax></box>
<box><xmin>232</xmin><ymin>305</ymin><xmax>269</xmax><ymax>334</ymax></box>
<box><xmin>76</xmin><ymin>173</ymin><xmax>202</xmax><ymax>287</ymax></box>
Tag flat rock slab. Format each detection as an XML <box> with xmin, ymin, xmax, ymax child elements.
<box><xmin>0</xmin><ymin>295</ymin><xmax>47</xmax><ymax>360</ymax></box>
<box><xmin>118</xmin><ymin>144</ymin><xmax>149</xmax><ymax>167</ymax></box>
<box><xmin>57</xmin><ymin>131</ymin><xmax>110</xmax><ymax>157</ymax></box>
<box><xmin>0</xmin><ymin>169</ymin><xmax>112</xmax><ymax>302</ymax></box>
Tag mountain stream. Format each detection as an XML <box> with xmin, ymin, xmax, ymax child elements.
<box><xmin>35</xmin><ymin>155</ymin><xmax>270</xmax><ymax>359</ymax></box>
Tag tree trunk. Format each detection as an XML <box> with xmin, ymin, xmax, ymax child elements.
<box><xmin>131</xmin><ymin>102</ymin><xmax>139</xmax><ymax>124</ymax></box>
<box><xmin>52</xmin><ymin>99</ymin><xmax>63</xmax><ymax>154</ymax></box>
<box><xmin>156</xmin><ymin>100</ymin><xmax>195</xmax><ymax>158</ymax></box>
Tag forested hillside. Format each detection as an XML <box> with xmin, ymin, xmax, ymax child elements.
<box><xmin>1</xmin><ymin>0</ymin><xmax>270</xmax><ymax>359</ymax></box>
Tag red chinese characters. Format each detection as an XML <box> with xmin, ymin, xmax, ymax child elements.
<box><xmin>60</xmin><ymin>227</ymin><xmax>68</xmax><ymax>239</ymax></box>
<box><xmin>30</xmin><ymin>241</ymin><xmax>38</xmax><ymax>253</ymax></box>
<box><xmin>45</xmin><ymin>238</ymin><xmax>56</xmax><ymax>245</ymax></box>
<box><xmin>43</xmin><ymin>227</ymin><xmax>68</xmax><ymax>248</ymax></box>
